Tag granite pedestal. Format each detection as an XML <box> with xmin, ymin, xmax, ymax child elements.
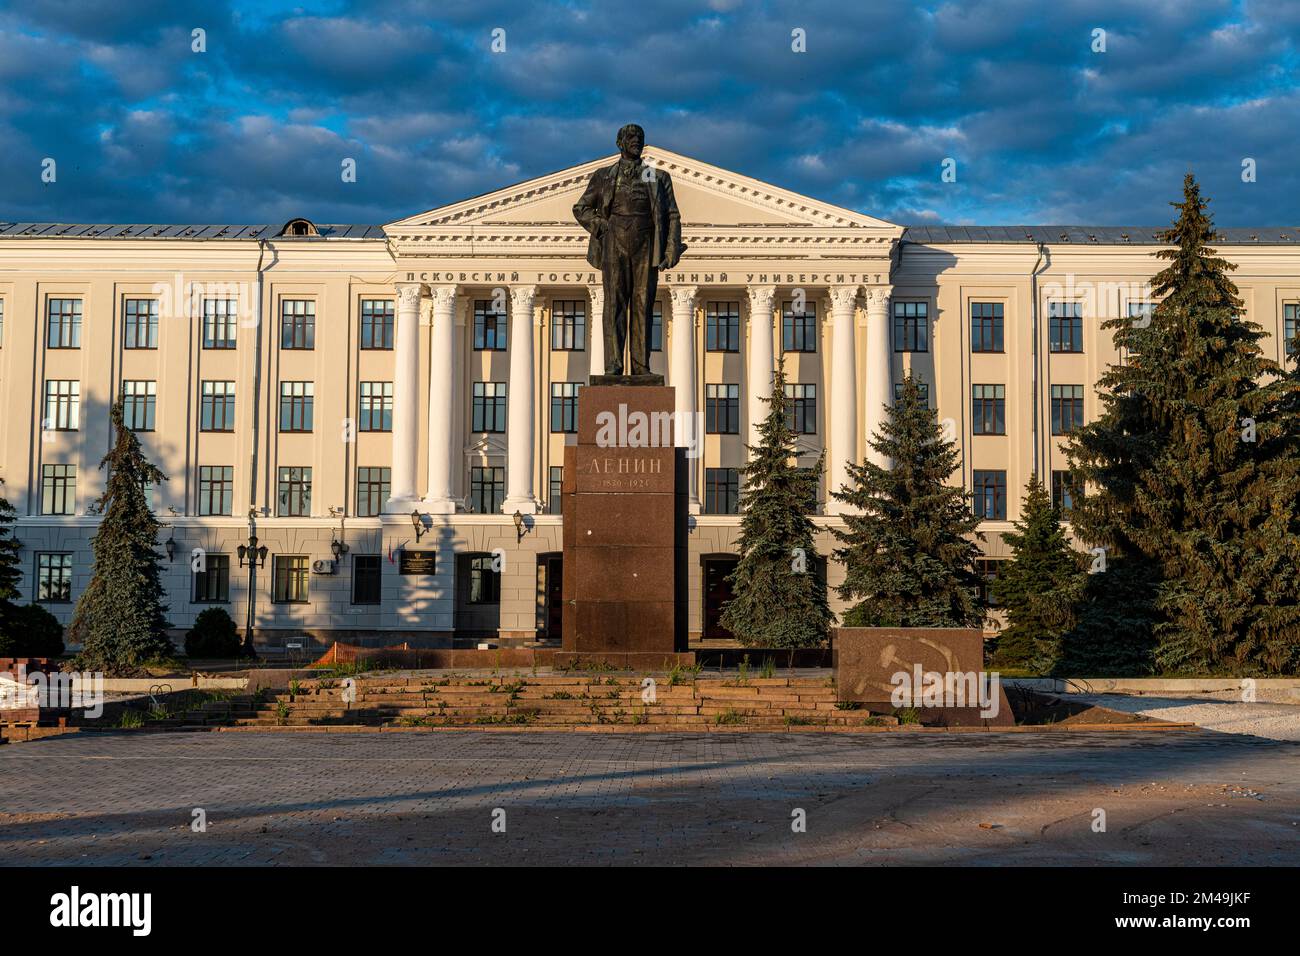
<box><xmin>559</xmin><ymin>385</ymin><xmax>691</xmax><ymax>669</ymax></box>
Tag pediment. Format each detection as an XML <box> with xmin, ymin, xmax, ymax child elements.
<box><xmin>464</xmin><ymin>433</ymin><xmax>508</xmax><ymax>459</ymax></box>
<box><xmin>387</xmin><ymin>147</ymin><xmax>900</xmax><ymax>233</ymax></box>
<box><xmin>792</xmin><ymin>436</ymin><xmax>823</xmax><ymax>459</ymax></box>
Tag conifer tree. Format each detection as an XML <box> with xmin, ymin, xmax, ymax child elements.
<box><xmin>720</xmin><ymin>361</ymin><xmax>833</xmax><ymax>647</ymax></box>
<box><xmin>1064</xmin><ymin>174</ymin><xmax>1300</xmax><ymax>675</ymax></box>
<box><xmin>0</xmin><ymin>498</ymin><xmax>21</xmax><ymax>606</ymax></box>
<box><xmin>1055</xmin><ymin>557</ymin><xmax>1159</xmax><ymax>676</ymax></box>
<box><xmin>989</xmin><ymin>477</ymin><xmax>1087</xmax><ymax>672</ymax></box>
<box><xmin>831</xmin><ymin>374</ymin><xmax>985</xmax><ymax>628</ymax></box>
<box><xmin>0</xmin><ymin>497</ymin><xmax>23</xmax><ymax>646</ymax></box>
<box><xmin>70</xmin><ymin>401</ymin><xmax>174</xmax><ymax>674</ymax></box>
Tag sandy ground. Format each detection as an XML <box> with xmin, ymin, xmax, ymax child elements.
<box><xmin>1077</xmin><ymin>693</ymin><xmax>1300</xmax><ymax>742</ymax></box>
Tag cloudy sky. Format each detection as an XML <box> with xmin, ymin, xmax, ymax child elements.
<box><xmin>1</xmin><ymin>0</ymin><xmax>1297</xmax><ymax>227</ymax></box>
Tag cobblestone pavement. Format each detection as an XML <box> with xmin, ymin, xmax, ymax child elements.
<box><xmin>2</xmin><ymin>730</ymin><xmax>1299</xmax><ymax>865</ymax></box>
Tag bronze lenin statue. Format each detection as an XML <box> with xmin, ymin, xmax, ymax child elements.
<box><xmin>573</xmin><ymin>124</ymin><xmax>686</xmax><ymax>378</ymax></box>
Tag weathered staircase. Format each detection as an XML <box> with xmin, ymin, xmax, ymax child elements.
<box><xmin>233</xmin><ymin>675</ymin><xmax>895</xmax><ymax>730</ymax></box>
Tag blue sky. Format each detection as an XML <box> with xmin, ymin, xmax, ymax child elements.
<box><xmin>1</xmin><ymin>0</ymin><xmax>1297</xmax><ymax>227</ymax></box>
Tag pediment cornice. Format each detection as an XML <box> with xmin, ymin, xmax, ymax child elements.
<box><xmin>386</xmin><ymin>147</ymin><xmax>904</xmax><ymax>260</ymax></box>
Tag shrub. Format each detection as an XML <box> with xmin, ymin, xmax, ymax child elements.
<box><xmin>184</xmin><ymin>607</ymin><xmax>241</xmax><ymax>659</ymax></box>
<box><xmin>0</xmin><ymin>603</ymin><xmax>66</xmax><ymax>658</ymax></box>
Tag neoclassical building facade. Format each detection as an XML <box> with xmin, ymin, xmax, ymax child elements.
<box><xmin>2</xmin><ymin>148</ymin><xmax>1298</xmax><ymax>649</ymax></box>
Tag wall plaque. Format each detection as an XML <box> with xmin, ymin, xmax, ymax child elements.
<box><xmin>399</xmin><ymin>550</ymin><xmax>437</xmax><ymax>575</ymax></box>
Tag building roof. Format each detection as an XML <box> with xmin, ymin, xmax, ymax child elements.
<box><xmin>0</xmin><ymin>222</ymin><xmax>386</xmax><ymax>240</ymax></box>
<box><xmin>2</xmin><ymin>221</ymin><xmax>1298</xmax><ymax>245</ymax></box>
<box><xmin>900</xmin><ymin>225</ymin><xmax>1300</xmax><ymax>245</ymax></box>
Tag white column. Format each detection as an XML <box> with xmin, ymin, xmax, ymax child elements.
<box><xmin>827</xmin><ymin>284</ymin><xmax>860</xmax><ymax>513</ymax></box>
<box><xmin>669</xmin><ymin>284</ymin><xmax>701</xmax><ymax>513</ymax></box>
<box><xmin>864</xmin><ymin>286</ymin><xmax>894</xmax><ymax>470</ymax></box>
<box><xmin>386</xmin><ymin>281</ymin><xmax>423</xmax><ymax>511</ymax></box>
<box><xmin>745</xmin><ymin>284</ymin><xmax>776</xmax><ymax>450</ymax></box>
<box><xmin>588</xmin><ymin>284</ymin><xmax>605</xmax><ymax>377</ymax></box>
<box><xmin>503</xmin><ymin>285</ymin><xmax>538</xmax><ymax>514</ymax></box>
<box><xmin>423</xmin><ymin>284</ymin><xmax>458</xmax><ymax>513</ymax></box>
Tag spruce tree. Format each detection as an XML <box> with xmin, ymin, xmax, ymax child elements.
<box><xmin>1056</xmin><ymin>557</ymin><xmax>1159</xmax><ymax>676</ymax></box>
<box><xmin>0</xmin><ymin>497</ymin><xmax>24</xmax><ymax>649</ymax></box>
<box><xmin>989</xmin><ymin>477</ymin><xmax>1087</xmax><ymax>672</ymax></box>
<box><xmin>720</xmin><ymin>361</ymin><xmax>833</xmax><ymax>647</ymax></box>
<box><xmin>831</xmin><ymin>373</ymin><xmax>985</xmax><ymax>628</ymax></box>
<box><xmin>0</xmin><ymin>497</ymin><xmax>21</xmax><ymax>605</ymax></box>
<box><xmin>69</xmin><ymin>401</ymin><xmax>174</xmax><ymax>674</ymax></box>
<box><xmin>1064</xmin><ymin>174</ymin><xmax>1300</xmax><ymax>675</ymax></box>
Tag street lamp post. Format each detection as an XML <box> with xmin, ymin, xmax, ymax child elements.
<box><xmin>236</xmin><ymin>510</ymin><xmax>268</xmax><ymax>660</ymax></box>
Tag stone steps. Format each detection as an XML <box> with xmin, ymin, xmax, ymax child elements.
<box><xmin>217</xmin><ymin>676</ymin><xmax>874</xmax><ymax>732</ymax></box>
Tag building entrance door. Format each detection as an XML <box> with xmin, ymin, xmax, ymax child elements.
<box><xmin>539</xmin><ymin>554</ymin><xmax>563</xmax><ymax>640</ymax></box>
<box><xmin>701</xmin><ymin>556</ymin><xmax>739</xmax><ymax>640</ymax></box>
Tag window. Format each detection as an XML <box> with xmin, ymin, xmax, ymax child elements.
<box><xmin>784</xmin><ymin>383</ymin><xmax>816</xmax><ymax>434</ymax></box>
<box><xmin>360</xmin><ymin>299</ymin><xmax>394</xmax><ymax>350</ymax></box>
<box><xmin>970</xmin><ymin>302</ymin><xmax>1003</xmax><ymax>353</ymax></box>
<box><xmin>198</xmin><ymin>466</ymin><xmax>234</xmax><ymax>516</ymax></box>
<box><xmin>1049</xmin><ymin>301</ymin><xmax>1083</xmax><ymax>352</ymax></box>
<box><xmin>359</xmin><ymin>381</ymin><xmax>393</xmax><ymax>432</ymax></box>
<box><xmin>1125</xmin><ymin>301</ymin><xmax>1155</xmax><ymax>352</ymax></box>
<box><xmin>1051</xmin><ymin>384</ymin><xmax>1084</xmax><ymax>435</ymax></box>
<box><xmin>705</xmin><ymin>468</ymin><xmax>740</xmax><ymax>515</ymax></box>
<box><xmin>203</xmin><ymin>299</ymin><xmax>237</xmax><ymax>349</ymax></box>
<box><xmin>41</xmin><ymin>464</ymin><xmax>76</xmax><ymax>515</ymax></box>
<box><xmin>140</xmin><ymin>479</ymin><xmax>158</xmax><ymax>513</ymax></box>
<box><xmin>650</xmin><ymin>303</ymin><xmax>663</xmax><ymax>352</ymax></box>
<box><xmin>468</xmin><ymin>555</ymin><xmax>501</xmax><ymax>604</ymax></box>
<box><xmin>972</xmin><ymin>384</ymin><xmax>1005</xmax><ymax>435</ymax></box>
<box><xmin>894</xmin><ymin>382</ymin><xmax>930</xmax><ymax>407</ymax></box>
<box><xmin>356</xmin><ymin>467</ymin><xmax>390</xmax><ymax>517</ymax></box>
<box><xmin>352</xmin><ymin>555</ymin><xmax>382</xmax><ymax>605</ymax></box>
<box><xmin>1285</xmin><ymin>303</ymin><xmax>1298</xmax><ymax>356</ymax></box>
<box><xmin>976</xmin><ymin>558</ymin><xmax>1003</xmax><ymax>607</ymax></box>
<box><xmin>1051</xmin><ymin>470</ymin><xmax>1080</xmax><ymax>515</ymax></box>
<box><xmin>1128</xmin><ymin>301</ymin><xmax>1155</xmax><ymax>323</ymax></box>
<box><xmin>273</xmin><ymin>555</ymin><xmax>310</xmax><ymax>603</ymax></box>
<box><xmin>893</xmin><ymin>301</ymin><xmax>928</xmax><ymax>352</ymax></box>
<box><xmin>200</xmin><ymin>381</ymin><xmax>236</xmax><ymax>431</ymax></box>
<box><xmin>121</xmin><ymin>380</ymin><xmax>157</xmax><ymax>431</ymax></box>
<box><xmin>470</xmin><ymin>466</ymin><xmax>505</xmax><ymax>514</ymax></box>
<box><xmin>472</xmin><ymin>382</ymin><xmax>507</xmax><ymax>433</ymax></box>
<box><xmin>47</xmin><ymin>298</ymin><xmax>82</xmax><ymax>349</ymax></box>
<box><xmin>548</xmin><ymin>466</ymin><xmax>564</xmax><ymax>515</ymax></box>
<box><xmin>705</xmin><ymin>384</ymin><xmax>740</xmax><ymax>434</ymax></box>
<box><xmin>551</xmin><ymin>300</ymin><xmax>586</xmax><ymax>351</ymax></box>
<box><xmin>973</xmin><ymin>470</ymin><xmax>1008</xmax><ymax>520</ymax></box>
<box><xmin>550</xmin><ymin>382</ymin><xmax>581</xmax><ymax>433</ymax></box>
<box><xmin>473</xmin><ymin>300</ymin><xmax>507</xmax><ymax>350</ymax></box>
<box><xmin>193</xmin><ymin>554</ymin><xmax>230</xmax><ymax>603</ymax></box>
<box><xmin>280</xmin><ymin>299</ymin><xmax>315</xmax><ymax>350</ymax></box>
<box><xmin>706</xmin><ymin>302</ymin><xmax>740</xmax><ymax>352</ymax></box>
<box><xmin>44</xmin><ymin>380</ymin><xmax>80</xmax><ymax>431</ymax></box>
<box><xmin>277</xmin><ymin>466</ymin><xmax>312</xmax><ymax>517</ymax></box>
<box><xmin>124</xmin><ymin>298</ymin><xmax>159</xmax><ymax>349</ymax></box>
<box><xmin>36</xmin><ymin>553</ymin><xmax>73</xmax><ymax>603</ymax></box>
<box><xmin>783</xmin><ymin>301</ymin><xmax>817</xmax><ymax>353</ymax></box>
<box><xmin>279</xmin><ymin>381</ymin><xmax>314</xmax><ymax>432</ymax></box>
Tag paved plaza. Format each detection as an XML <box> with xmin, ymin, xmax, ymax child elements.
<box><xmin>2</xmin><ymin>730</ymin><xmax>1299</xmax><ymax>865</ymax></box>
